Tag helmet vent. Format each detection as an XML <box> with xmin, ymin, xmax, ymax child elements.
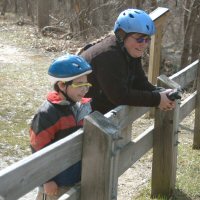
<box><xmin>113</xmin><ymin>9</ymin><xmax>155</xmax><ymax>35</ymax></box>
<box><xmin>77</xmin><ymin>57</ymin><xmax>82</xmax><ymax>62</ymax></box>
<box><xmin>72</xmin><ymin>63</ymin><xmax>80</xmax><ymax>68</ymax></box>
<box><xmin>129</xmin><ymin>13</ymin><xmax>134</xmax><ymax>18</ymax></box>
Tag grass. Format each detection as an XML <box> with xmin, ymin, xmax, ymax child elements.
<box><xmin>0</xmin><ymin>61</ymin><xmax>49</xmax><ymax>159</ymax></box>
<box><xmin>132</xmin><ymin>132</ymin><xmax>200</xmax><ymax>200</ymax></box>
<box><xmin>0</xmin><ymin>29</ymin><xmax>52</xmax><ymax>161</ymax></box>
<box><xmin>176</xmin><ymin>137</ymin><xmax>200</xmax><ymax>199</ymax></box>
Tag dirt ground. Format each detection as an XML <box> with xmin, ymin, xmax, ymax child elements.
<box><xmin>0</xmin><ymin>17</ymin><xmax>197</xmax><ymax>200</ymax></box>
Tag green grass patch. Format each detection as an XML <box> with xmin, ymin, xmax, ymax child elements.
<box><xmin>176</xmin><ymin>140</ymin><xmax>200</xmax><ymax>199</ymax></box>
<box><xmin>0</xmin><ymin>55</ymin><xmax>51</xmax><ymax>162</ymax></box>
<box><xmin>132</xmin><ymin>137</ymin><xmax>200</xmax><ymax>200</ymax></box>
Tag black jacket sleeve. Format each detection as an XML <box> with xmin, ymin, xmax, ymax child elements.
<box><xmin>92</xmin><ymin>51</ymin><xmax>160</xmax><ymax>107</ymax></box>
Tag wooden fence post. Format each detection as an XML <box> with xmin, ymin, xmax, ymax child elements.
<box><xmin>81</xmin><ymin>111</ymin><xmax>120</xmax><ymax>200</ymax></box>
<box><xmin>105</xmin><ymin>108</ymin><xmax>132</xmax><ymax>148</ymax></box>
<box><xmin>193</xmin><ymin>59</ymin><xmax>200</xmax><ymax>149</ymax></box>
<box><xmin>148</xmin><ymin>7</ymin><xmax>170</xmax><ymax>117</ymax></box>
<box><xmin>148</xmin><ymin>7</ymin><xmax>170</xmax><ymax>85</ymax></box>
<box><xmin>151</xmin><ymin>75</ymin><xmax>181</xmax><ymax>197</ymax></box>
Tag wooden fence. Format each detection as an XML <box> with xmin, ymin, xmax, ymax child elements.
<box><xmin>0</xmin><ymin>59</ymin><xmax>199</xmax><ymax>200</ymax></box>
<box><xmin>0</xmin><ymin>7</ymin><xmax>200</xmax><ymax>200</ymax></box>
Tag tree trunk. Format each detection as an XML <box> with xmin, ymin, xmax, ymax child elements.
<box><xmin>181</xmin><ymin>0</ymin><xmax>198</xmax><ymax>68</ymax></box>
<box><xmin>38</xmin><ymin>0</ymin><xmax>50</xmax><ymax>29</ymax></box>
<box><xmin>183</xmin><ymin>0</ymin><xmax>191</xmax><ymax>32</ymax></box>
<box><xmin>1</xmin><ymin>0</ymin><xmax>8</xmax><ymax>15</ymax></box>
<box><xmin>134</xmin><ymin>0</ymin><xmax>145</xmax><ymax>9</ymax></box>
<box><xmin>191</xmin><ymin>13</ymin><xmax>200</xmax><ymax>63</ymax></box>
<box><xmin>151</xmin><ymin>0</ymin><xmax>158</xmax><ymax>10</ymax></box>
<box><xmin>126</xmin><ymin>0</ymin><xmax>135</xmax><ymax>7</ymax></box>
<box><xmin>26</xmin><ymin>0</ymin><xmax>34</xmax><ymax>21</ymax></box>
<box><xmin>67</xmin><ymin>0</ymin><xmax>91</xmax><ymax>38</ymax></box>
<box><xmin>14</xmin><ymin>0</ymin><xmax>17</xmax><ymax>13</ymax></box>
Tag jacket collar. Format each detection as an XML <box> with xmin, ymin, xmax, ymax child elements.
<box><xmin>47</xmin><ymin>91</ymin><xmax>91</xmax><ymax>105</ymax></box>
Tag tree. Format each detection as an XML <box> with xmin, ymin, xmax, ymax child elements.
<box><xmin>181</xmin><ymin>0</ymin><xmax>200</xmax><ymax>68</ymax></box>
<box><xmin>191</xmin><ymin>5</ymin><xmax>200</xmax><ymax>63</ymax></box>
<box><xmin>38</xmin><ymin>0</ymin><xmax>50</xmax><ymax>29</ymax></box>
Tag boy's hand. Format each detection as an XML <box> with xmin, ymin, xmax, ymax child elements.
<box><xmin>44</xmin><ymin>181</ymin><xmax>58</xmax><ymax>196</ymax></box>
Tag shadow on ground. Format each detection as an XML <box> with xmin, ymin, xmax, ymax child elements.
<box><xmin>172</xmin><ymin>189</ymin><xmax>193</xmax><ymax>200</ymax></box>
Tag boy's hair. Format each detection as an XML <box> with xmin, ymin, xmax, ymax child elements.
<box><xmin>54</xmin><ymin>81</ymin><xmax>72</xmax><ymax>92</ymax></box>
<box><xmin>54</xmin><ymin>82</ymin><xmax>60</xmax><ymax>92</ymax></box>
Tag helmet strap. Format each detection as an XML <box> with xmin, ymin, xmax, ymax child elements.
<box><xmin>115</xmin><ymin>29</ymin><xmax>129</xmax><ymax>55</ymax></box>
<box><xmin>115</xmin><ymin>29</ymin><xmax>125</xmax><ymax>46</ymax></box>
<box><xmin>58</xmin><ymin>81</ymin><xmax>76</xmax><ymax>104</ymax></box>
<box><xmin>115</xmin><ymin>30</ymin><xmax>134</xmax><ymax>62</ymax></box>
<box><xmin>60</xmin><ymin>89</ymin><xmax>76</xmax><ymax>105</ymax></box>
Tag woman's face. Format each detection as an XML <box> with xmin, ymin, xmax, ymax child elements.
<box><xmin>124</xmin><ymin>33</ymin><xmax>150</xmax><ymax>58</ymax></box>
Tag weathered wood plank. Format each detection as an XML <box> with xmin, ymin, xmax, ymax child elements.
<box><xmin>0</xmin><ymin>130</ymin><xmax>83</xmax><ymax>200</ymax></box>
<box><xmin>148</xmin><ymin>22</ymin><xmax>163</xmax><ymax>85</ymax></box>
<box><xmin>194</xmin><ymin>58</ymin><xmax>200</xmax><ymax>148</ymax></box>
<box><xmin>118</xmin><ymin>125</ymin><xmax>154</xmax><ymax>176</ymax></box>
<box><xmin>105</xmin><ymin>106</ymin><xmax>150</xmax><ymax>130</ymax></box>
<box><xmin>170</xmin><ymin>60</ymin><xmax>199</xmax><ymax>88</ymax></box>
<box><xmin>179</xmin><ymin>92</ymin><xmax>196</xmax><ymax>123</ymax></box>
<box><xmin>151</xmin><ymin>79</ymin><xmax>180</xmax><ymax>197</ymax></box>
<box><xmin>150</xmin><ymin>7</ymin><xmax>170</xmax><ymax>24</ymax></box>
<box><xmin>105</xmin><ymin>106</ymin><xmax>150</xmax><ymax>152</ymax></box>
<box><xmin>58</xmin><ymin>185</ymin><xmax>80</xmax><ymax>200</ymax></box>
<box><xmin>158</xmin><ymin>74</ymin><xmax>181</xmax><ymax>89</ymax></box>
<box><xmin>81</xmin><ymin>111</ymin><xmax>119</xmax><ymax>200</ymax></box>
<box><xmin>148</xmin><ymin>7</ymin><xmax>169</xmax><ymax>85</ymax></box>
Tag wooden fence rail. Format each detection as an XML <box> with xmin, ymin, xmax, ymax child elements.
<box><xmin>0</xmin><ymin>7</ymin><xmax>200</xmax><ymax>200</ymax></box>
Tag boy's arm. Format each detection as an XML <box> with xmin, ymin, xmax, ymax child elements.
<box><xmin>30</xmin><ymin>111</ymin><xmax>58</xmax><ymax>152</ymax></box>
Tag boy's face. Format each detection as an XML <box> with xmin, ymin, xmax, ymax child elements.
<box><xmin>66</xmin><ymin>75</ymin><xmax>91</xmax><ymax>102</ymax></box>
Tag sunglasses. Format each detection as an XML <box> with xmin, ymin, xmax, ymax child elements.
<box><xmin>71</xmin><ymin>82</ymin><xmax>92</xmax><ymax>89</ymax></box>
<box><xmin>131</xmin><ymin>36</ymin><xmax>151</xmax><ymax>43</ymax></box>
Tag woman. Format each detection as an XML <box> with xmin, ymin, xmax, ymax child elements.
<box><xmin>80</xmin><ymin>8</ymin><xmax>175</xmax><ymax>114</ymax></box>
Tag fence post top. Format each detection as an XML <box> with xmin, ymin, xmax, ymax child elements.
<box><xmin>158</xmin><ymin>74</ymin><xmax>181</xmax><ymax>89</ymax></box>
<box><xmin>150</xmin><ymin>7</ymin><xmax>170</xmax><ymax>21</ymax></box>
<box><xmin>84</xmin><ymin>111</ymin><xmax>120</xmax><ymax>139</ymax></box>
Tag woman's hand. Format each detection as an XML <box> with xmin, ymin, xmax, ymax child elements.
<box><xmin>43</xmin><ymin>181</ymin><xmax>58</xmax><ymax>196</ymax></box>
<box><xmin>158</xmin><ymin>89</ymin><xmax>176</xmax><ymax>111</ymax></box>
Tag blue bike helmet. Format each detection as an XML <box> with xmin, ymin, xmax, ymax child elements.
<box><xmin>48</xmin><ymin>54</ymin><xmax>92</xmax><ymax>84</ymax></box>
<box><xmin>114</xmin><ymin>9</ymin><xmax>156</xmax><ymax>36</ymax></box>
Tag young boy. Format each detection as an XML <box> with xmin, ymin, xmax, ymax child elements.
<box><xmin>29</xmin><ymin>54</ymin><xmax>92</xmax><ymax>200</ymax></box>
